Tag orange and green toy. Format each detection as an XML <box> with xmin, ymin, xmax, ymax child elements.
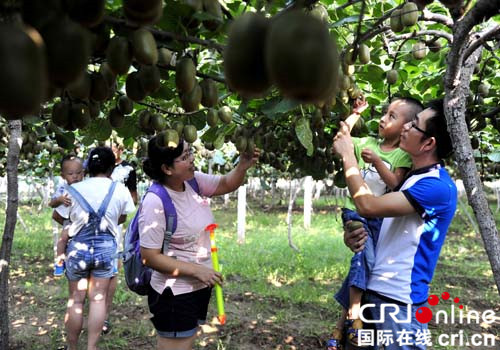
<box><xmin>205</xmin><ymin>223</ymin><xmax>226</xmax><ymax>325</ymax></box>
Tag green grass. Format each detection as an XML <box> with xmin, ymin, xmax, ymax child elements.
<box><xmin>2</xmin><ymin>195</ymin><xmax>499</xmax><ymax>349</ymax></box>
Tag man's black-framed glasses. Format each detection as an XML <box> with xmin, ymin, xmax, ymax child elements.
<box><xmin>410</xmin><ymin>120</ymin><xmax>432</xmax><ymax>138</ymax></box>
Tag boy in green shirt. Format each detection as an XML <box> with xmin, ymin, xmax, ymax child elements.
<box><xmin>328</xmin><ymin>96</ymin><xmax>424</xmax><ymax>349</ymax></box>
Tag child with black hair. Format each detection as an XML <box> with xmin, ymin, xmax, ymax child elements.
<box><xmin>49</xmin><ymin>155</ymin><xmax>84</xmax><ymax>277</ymax></box>
<box><xmin>53</xmin><ymin>146</ymin><xmax>135</xmax><ymax>350</ymax></box>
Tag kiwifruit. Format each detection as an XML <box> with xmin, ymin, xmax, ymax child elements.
<box><xmin>69</xmin><ymin>102</ymin><xmax>91</xmax><ymax>129</ymax></box>
<box><xmin>175</xmin><ymin>57</ymin><xmax>197</xmax><ymax>93</ymax></box>
<box><xmin>52</xmin><ymin>100</ymin><xmax>71</xmax><ymax>128</ymax></box>
<box><xmin>130</xmin><ymin>28</ymin><xmax>158</xmax><ymax>65</ymax></box>
<box><xmin>245</xmin><ymin>137</ymin><xmax>255</xmax><ymax>155</ymax></box>
<box><xmin>218</xmin><ymin>106</ymin><xmax>232</xmax><ymax>124</ymax></box>
<box><xmin>401</xmin><ymin>2</ymin><xmax>419</xmax><ymax>27</ymax></box>
<box><xmin>358</xmin><ymin>44</ymin><xmax>370</xmax><ymax>64</ymax></box>
<box><xmin>158</xmin><ymin>47</ymin><xmax>173</xmax><ymax>66</ymax></box>
<box><xmin>0</xmin><ymin>24</ymin><xmax>47</xmax><ymax>119</ymax></box>
<box><xmin>138</xmin><ymin>109</ymin><xmax>152</xmax><ymax>130</ymax></box>
<box><xmin>340</xmin><ymin>74</ymin><xmax>351</xmax><ymax>91</ymax></box>
<box><xmin>202</xmin><ymin>0</ymin><xmax>223</xmax><ymax>31</ymax></box>
<box><xmin>390</xmin><ymin>8</ymin><xmax>404</xmax><ymax>32</ymax></box>
<box><xmin>151</xmin><ymin>114</ymin><xmax>166</xmax><ymax>132</ymax></box>
<box><xmin>88</xmin><ymin>100</ymin><xmax>101</xmax><ymax>119</ymax></box>
<box><xmin>90</xmin><ymin>72</ymin><xmax>109</xmax><ymax>102</ymax></box>
<box><xmin>183</xmin><ymin>124</ymin><xmax>198</xmax><ymax>143</ymax></box>
<box><xmin>126</xmin><ymin>72</ymin><xmax>148</xmax><ymax>102</ymax></box>
<box><xmin>412</xmin><ymin>42</ymin><xmax>427</xmax><ymax>60</ymax></box>
<box><xmin>41</xmin><ymin>16</ymin><xmax>91</xmax><ymax>87</ymax></box>
<box><xmin>162</xmin><ymin>129</ymin><xmax>180</xmax><ymax>148</ymax></box>
<box><xmin>344</xmin><ymin>48</ymin><xmax>355</xmax><ymax>66</ymax></box>
<box><xmin>200</xmin><ymin>79</ymin><xmax>218</xmax><ymax>107</ymax></box>
<box><xmin>386</xmin><ymin>69</ymin><xmax>398</xmax><ymax>85</ymax></box>
<box><xmin>65</xmin><ymin>0</ymin><xmax>105</xmax><ymax>28</ymax></box>
<box><xmin>308</xmin><ymin>3</ymin><xmax>329</xmax><ymax>23</ymax></box>
<box><xmin>266</xmin><ymin>11</ymin><xmax>339</xmax><ymax>103</ymax></box>
<box><xmin>334</xmin><ymin>170</ymin><xmax>347</xmax><ymax>188</ymax></box>
<box><xmin>117</xmin><ymin>95</ymin><xmax>134</xmax><ymax>115</ymax></box>
<box><xmin>89</xmin><ymin>22</ymin><xmax>110</xmax><ymax>55</ymax></box>
<box><xmin>99</xmin><ymin>62</ymin><xmax>117</xmax><ymax>87</ymax></box>
<box><xmin>346</xmin><ymin>220</ymin><xmax>363</xmax><ymax>231</ymax></box>
<box><xmin>478</xmin><ymin>83</ymin><xmax>489</xmax><ymax>97</ymax></box>
<box><xmin>138</xmin><ymin>64</ymin><xmax>161</xmax><ymax>93</ymax></box>
<box><xmin>235</xmin><ymin>136</ymin><xmax>248</xmax><ymax>153</ymax></box>
<box><xmin>427</xmin><ymin>40</ymin><xmax>442</xmax><ymax>53</ymax></box>
<box><xmin>106</xmin><ymin>36</ymin><xmax>132</xmax><ymax>75</ymax></box>
<box><xmin>108</xmin><ymin>108</ymin><xmax>125</xmax><ymax>128</ymax></box>
<box><xmin>123</xmin><ymin>0</ymin><xmax>163</xmax><ymax>25</ymax></box>
<box><xmin>206</xmin><ymin>108</ymin><xmax>219</xmax><ymax>127</ymax></box>
<box><xmin>67</xmin><ymin>72</ymin><xmax>91</xmax><ymax>100</ymax></box>
<box><xmin>22</xmin><ymin>0</ymin><xmax>63</xmax><ymax>30</ymax></box>
<box><xmin>181</xmin><ymin>83</ymin><xmax>202</xmax><ymax>112</ymax></box>
<box><xmin>224</xmin><ymin>12</ymin><xmax>271</xmax><ymax>97</ymax></box>
<box><xmin>172</xmin><ymin>121</ymin><xmax>185</xmax><ymax>135</ymax></box>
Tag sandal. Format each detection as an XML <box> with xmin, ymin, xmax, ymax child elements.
<box><xmin>326</xmin><ymin>327</ymin><xmax>343</xmax><ymax>350</ymax></box>
<box><xmin>345</xmin><ymin>319</ymin><xmax>367</xmax><ymax>348</ymax></box>
<box><xmin>102</xmin><ymin>320</ymin><xmax>112</xmax><ymax>335</ymax></box>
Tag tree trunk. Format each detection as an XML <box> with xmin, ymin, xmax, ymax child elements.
<box><xmin>444</xmin><ymin>15</ymin><xmax>500</xmax><ymax>293</ymax></box>
<box><xmin>237</xmin><ymin>185</ymin><xmax>246</xmax><ymax>244</ymax></box>
<box><xmin>0</xmin><ymin>119</ymin><xmax>22</xmax><ymax>350</ymax></box>
<box><xmin>270</xmin><ymin>178</ymin><xmax>276</xmax><ymax>209</ymax></box>
<box><xmin>303</xmin><ymin>176</ymin><xmax>313</xmax><ymax>229</ymax></box>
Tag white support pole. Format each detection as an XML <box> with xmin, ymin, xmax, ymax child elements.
<box><xmin>237</xmin><ymin>185</ymin><xmax>246</xmax><ymax>244</ymax></box>
<box><xmin>304</xmin><ymin>176</ymin><xmax>313</xmax><ymax>229</ymax></box>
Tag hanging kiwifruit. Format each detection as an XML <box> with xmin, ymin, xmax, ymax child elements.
<box><xmin>117</xmin><ymin>95</ymin><xmax>134</xmax><ymax>115</ymax></box>
<box><xmin>0</xmin><ymin>24</ymin><xmax>46</xmax><ymax>119</ymax></box>
<box><xmin>65</xmin><ymin>0</ymin><xmax>106</xmax><ymax>28</ymax></box>
<box><xmin>206</xmin><ymin>108</ymin><xmax>218</xmax><ymax>127</ymax></box>
<box><xmin>67</xmin><ymin>72</ymin><xmax>91</xmax><ymax>100</ymax></box>
<box><xmin>218</xmin><ymin>106</ymin><xmax>232</xmax><ymax>124</ymax></box>
<box><xmin>386</xmin><ymin>69</ymin><xmax>398</xmax><ymax>84</ymax></box>
<box><xmin>224</xmin><ymin>12</ymin><xmax>271</xmax><ymax>97</ymax></box>
<box><xmin>41</xmin><ymin>16</ymin><xmax>91</xmax><ymax>87</ymax></box>
<box><xmin>138</xmin><ymin>64</ymin><xmax>161</xmax><ymax>94</ymax></box>
<box><xmin>390</xmin><ymin>9</ymin><xmax>404</xmax><ymax>32</ymax></box>
<box><xmin>151</xmin><ymin>114</ymin><xmax>166</xmax><ymax>132</ymax></box>
<box><xmin>202</xmin><ymin>0</ymin><xmax>223</xmax><ymax>31</ymax></box>
<box><xmin>266</xmin><ymin>11</ymin><xmax>339</xmax><ymax>103</ymax></box>
<box><xmin>412</xmin><ymin>42</ymin><xmax>427</xmax><ymax>59</ymax></box>
<box><xmin>308</xmin><ymin>4</ymin><xmax>329</xmax><ymax>24</ymax></box>
<box><xmin>106</xmin><ymin>36</ymin><xmax>132</xmax><ymax>75</ymax></box>
<box><xmin>401</xmin><ymin>2</ymin><xmax>419</xmax><ymax>27</ymax></box>
<box><xmin>108</xmin><ymin>108</ymin><xmax>125</xmax><ymax>128</ymax></box>
<box><xmin>90</xmin><ymin>72</ymin><xmax>109</xmax><ymax>102</ymax></box>
<box><xmin>123</xmin><ymin>0</ymin><xmax>163</xmax><ymax>26</ymax></box>
<box><xmin>52</xmin><ymin>100</ymin><xmax>71</xmax><ymax>128</ymax></box>
<box><xmin>158</xmin><ymin>47</ymin><xmax>173</xmax><ymax>66</ymax></box>
<box><xmin>358</xmin><ymin>44</ymin><xmax>370</xmax><ymax>64</ymax></box>
<box><xmin>161</xmin><ymin>129</ymin><xmax>180</xmax><ymax>148</ymax></box>
<box><xmin>69</xmin><ymin>102</ymin><xmax>91</xmax><ymax>129</ymax></box>
<box><xmin>130</xmin><ymin>28</ymin><xmax>158</xmax><ymax>65</ymax></box>
<box><xmin>478</xmin><ymin>83</ymin><xmax>489</xmax><ymax>97</ymax></box>
<box><xmin>183</xmin><ymin>124</ymin><xmax>198</xmax><ymax>143</ymax></box>
<box><xmin>181</xmin><ymin>83</ymin><xmax>202</xmax><ymax>112</ymax></box>
<box><xmin>126</xmin><ymin>72</ymin><xmax>148</xmax><ymax>102</ymax></box>
<box><xmin>200</xmin><ymin>79</ymin><xmax>218</xmax><ymax>107</ymax></box>
<box><xmin>175</xmin><ymin>57</ymin><xmax>197</xmax><ymax>93</ymax></box>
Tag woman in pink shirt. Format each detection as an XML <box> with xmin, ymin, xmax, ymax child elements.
<box><xmin>139</xmin><ymin>136</ymin><xmax>259</xmax><ymax>350</ymax></box>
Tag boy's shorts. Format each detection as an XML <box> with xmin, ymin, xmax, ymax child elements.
<box><xmin>148</xmin><ymin>286</ymin><xmax>212</xmax><ymax>338</ymax></box>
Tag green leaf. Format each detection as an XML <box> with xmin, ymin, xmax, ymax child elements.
<box><xmin>262</xmin><ymin>98</ymin><xmax>300</xmax><ymax>117</ymax></box>
<box><xmin>201</xmin><ymin>126</ymin><xmax>219</xmax><ymax>142</ymax></box>
<box><xmin>213</xmin><ymin>132</ymin><xmax>225</xmax><ymax>149</ymax></box>
<box><xmin>487</xmin><ymin>152</ymin><xmax>500</xmax><ymax>162</ymax></box>
<box><xmin>115</xmin><ymin>114</ymin><xmax>142</xmax><ymax>139</ymax></box>
<box><xmin>331</xmin><ymin>15</ymin><xmax>359</xmax><ymax>28</ymax></box>
<box><xmin>295</xmin><ymin>117</ymin><xmax>314</xmax><ymax>156</ymax></box>
<box><xmin>189</xmin><ymin>111</ymin><xmax>207</xmax><ymax>130</ymax></box>
<box><xmin>84</xmin><ymin>118</ymin><xmax>112</xmax><ymax>142</ymax></box>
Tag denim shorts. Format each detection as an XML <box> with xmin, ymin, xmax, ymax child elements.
<box><xmin>65</xmin><ymin>235</ymin><xmax>117</xmax><ymax>281</ymax></box>
<box><xmin>148</xmin><ymin>287</ymin><xmax>212</xmax><ymax>338</ymax></box>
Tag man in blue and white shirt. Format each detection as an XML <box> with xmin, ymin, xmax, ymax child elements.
<box><xmin>333</xmin><ymin>99</ymin><xmax>457</xmax><ymax>350</ymax></box>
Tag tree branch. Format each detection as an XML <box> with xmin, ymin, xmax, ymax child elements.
<box><xmin>389</xmin><ymin>30</ymin><xmax>453</xmax><ymax>43</ymax></box>
<box><xmin>463</xmin><ymin>25</ymin><xmax>500</xmax><ymax>61</ymax></box>
<box><xmin>421</xmin><ymin>8</ymin><xmax>453</xmax><ymax>27</ymax></box>
<box><xmin>445</xmin><ymin>0</ymin><xmax>500</xmax><ymax>90</ymax></box>
<box><xmin>483</xmin><ymin>106</ymin><xmax>500</xmax><ymax>119</ymax></box>
<box><xmin>334</xmin><ymin>0</ymin><xmax>362</xmax><ymax>12</ymax></box>
<box><xmin>104</xmin><ymin>16</ymin><xmax>225</xmax><ymax>53</ymax></box>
